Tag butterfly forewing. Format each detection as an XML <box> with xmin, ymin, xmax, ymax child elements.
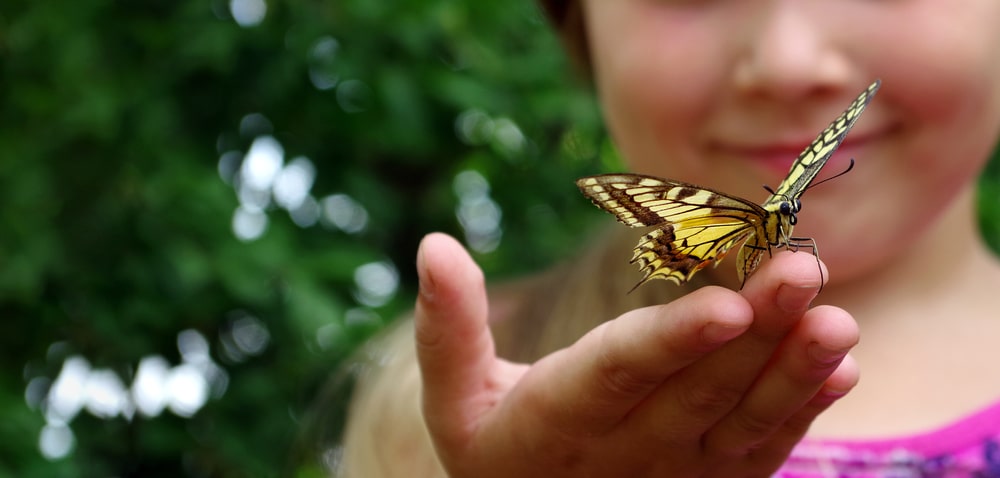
<box><xmin>768</xmin><ymin>80</ymin><xmax>881</xmax><ymax>205</ymax></box>
<box><xmin>577</xmin><ymin>80</ymin><xmax>880</xmax><ymax>291</ymax></box>
<box><xmin>755</xmin><ymin>80</ymin><xmax>880</xmax><ymax>280</ymax></box>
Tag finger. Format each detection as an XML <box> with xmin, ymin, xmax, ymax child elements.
<box><xmin>753</xmin><ymin>353</ymin><xmax>860</xmax><ymax>464</ymax></box>
<box><xmin>524</xmin><ymin>285</ymin><xmax>753</xmax><ymax>435</ymax></box>
<box><xmin>704</xmin><ymin>304</ymin><xmax>859</xmax><ymax>455</ymax></box>
<box><xmin>623</xmin><ymin>251</ymin><xmax>826</xmax><ymax>440</ymax></box>
<box><xmin>740</xmin><ymin>250</ymin><xmax>828</xmax><ymax>339</ymax></box>
<box><xmin>414</xmin><ymin>233</ymin><xmax>496</xmax><ymax>443</ymax></box>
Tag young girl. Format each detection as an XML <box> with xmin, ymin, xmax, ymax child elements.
<box><xmin>339</xmin><ymin>0</ymin><xmax>1000</xmax><ymax>476</ymax></box>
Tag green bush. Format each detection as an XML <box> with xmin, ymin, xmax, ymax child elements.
<box><xmin>0</xmin><ymin>0</ymin><xmax>606</xmax><ymax>475</ymax></box>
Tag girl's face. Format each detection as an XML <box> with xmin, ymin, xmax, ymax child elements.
<box><xmin>580</xmin><ymin>0</ymin><xmax>1000</xmax><ymax>283</ymax></box>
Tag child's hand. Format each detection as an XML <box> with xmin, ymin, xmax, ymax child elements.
<box><xmin>415</xmin><ymin>232</ymin><xmax>859</xmax><ymax>478</ymax></box>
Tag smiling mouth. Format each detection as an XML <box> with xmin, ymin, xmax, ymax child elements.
<box><xmin>710</xmin><ymin>125</ymin><xmax>895</xmax><ymax>177</ymax></box>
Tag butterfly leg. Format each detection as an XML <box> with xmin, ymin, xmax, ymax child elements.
<box><xmin>786</xmin><ymin>237</ymin><xmax>824</xmax><ymax>292</ymax></box>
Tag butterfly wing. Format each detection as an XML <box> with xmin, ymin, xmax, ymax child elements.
<box><xmin>736</xmin><ymin>232</ymin><xmax>766</xmax><ymax>286</ymax></box>
<box><xmin>577</xmin><ymin>174</ymin><xmax>768</xmax><ymax>290</ymax></box>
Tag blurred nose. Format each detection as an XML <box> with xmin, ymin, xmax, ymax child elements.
<box><xmin>733</xmin><ymin>1</ymin><xmax>851</xmax><ymax>101</ymax></box>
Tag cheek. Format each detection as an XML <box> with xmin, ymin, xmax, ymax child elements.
<box><xmin>864</xmin><ymin>2</ymin><xmax>1000</xmax><ymax>212</ymax></box>
<box><xmin>870</xmin><ymin>1</ymin><xmax>1000</xmax><ymax>172</ymax></box>
<box><xmin>586</xmin><ymin>8</ymin><xmax>727</xmax><ymax>176</ymax></box>
<box><xmin>884</xmin><ymin>66</ymin><xmax>1000</xmax><ymax>217</ymax></box>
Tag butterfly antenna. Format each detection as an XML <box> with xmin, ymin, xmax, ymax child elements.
<box><xmin>804</xmin><ymin>158</ymin><xmax>855</xmax><ymax>192</ymax></box>
<box><xmin>761</xmin><ymin>184</ymin><xmax>793</xmax><ymax>205</ymax></box>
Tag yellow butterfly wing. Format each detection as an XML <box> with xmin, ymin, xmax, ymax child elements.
<box><xmin>766</xmin><ymin>79</ymin><xmax>880</xmax><ymax>208</ymax></box>
<box><xmin>576</xmin><ymin>174</ymin><xmax>768</xmax><ymax>291</ymax></box>
<box><xmin>735</xmin><ymin>231</ymin><xmax>767</xmax><ymax>286</ymax></box>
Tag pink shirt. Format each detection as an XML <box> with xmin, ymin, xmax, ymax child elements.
<box><xmin>776</xmin><ymin>400</ymin><xmax>1000</xmax><ymax>477</ymax></box>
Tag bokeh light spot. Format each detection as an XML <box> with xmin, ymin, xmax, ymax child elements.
<box><xmin>309</xmin><ymin>36</ymin><xmax>340</xmax><ymax>91</ymax></box>
<box><xmin>166</xmin><ymin>364</ymin><xmax>209</xmax><ymax>418</ymax></box>
<box><xmin>320</xmin><ymin>194</ymin><xmax>369</xmax><ymax>234</ymax></box>
<box><xmin>289</xmin><ymin>195</ymin><xmax>320</xmax><ymax>228</ymax></box>
<box><xmin>132</xmin><ymin>356</ymin><xmax>170</xmax><ymax>417</ymax></box>
<box><xmin>273</xmin><ymin>156</ymin><xmax>316</xmax><ymax>211</ymax></box>
<box><xmin>315</xmin><ymin>322</ymin><xmax>343</xmax><ymax>351</ymax></box>
<box><xmin>83</xmin><ymin>369</ymin><xmax>128</xmax><ymax>419</ymax></box>
<box><xmin>38</xmin><ymin>423</ymin><xmax>74</xmax><ymax>460</ymax></box>
<box><xmin>238</xmin><ymin>113</ymin><xmax>273</xmax><ymax>138</ymax></box>
<box><xmin>491</xmin><ymin>117</ymin><xmax>527</xmax><ymax>158</ymax></box>
<box><xmin>336</xmin><ymin>79</ymin><xmax>372</xmax><ymax>113</ymax></box>
<box><xmin>25</xmin><ymin>376</ymin><xmax>50</xmax><ymax>410</ymax></box>
<box><xmin>455</xmin><ymin>109</ymin><xmax>493</xmax><ymax>145</ymax></box>
<box><xmin>353</xmin><ymin>261</ymin><xmax>399</xmax><ymax>307</ymax></box>
<box><xmin>453</xmin><ymin>170</ymin><xmax>503</xmax><ymax>253</ymax></box>
<box><xmin>221</xmin><ymin>313</ymin><xmax>271</xmax><ymax>362</ymax></box>
<box><xmin>230</xmin><ymin>0</ymin><xmax>267</xmax><ymax>27</ymax></box>
<box><xmin>45</xmin><ymin>356</ymin><xmax>89</xmax><ymax>423</ymax></box>
<box><xmin>218</xmin><ymin>150</ymin><xmax>243</xmax><ymax>185</ymax></box>
<box><xmin>344</xmin><ymin>307</ymin><xmax>381</xmax><ymax>328</ymax></box>
<box><xmin>232</xmin><ymin>205</ymin><xmax>269</xmax><ymax>241</ymax></box>
<box><xmin>240</xmin><ymin>136</ymin><xmax>284</xmax><ymax>191</ymax></box>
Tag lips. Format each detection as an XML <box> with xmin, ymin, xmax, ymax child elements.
<box><xmin>709</xmin><ymin>126</ymin><xmax>890</xmax><ymax>177</ymax></box>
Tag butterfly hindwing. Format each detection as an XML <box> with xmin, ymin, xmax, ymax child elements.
<box><xmin>576</xmin><ymin>174</ymin><xmax>767</xmax><ymax>290</ymax></box>
<box><xmin>736</xmin><ymin>232</ymin><xmax>766</xmax><ymax>286</ymax></box>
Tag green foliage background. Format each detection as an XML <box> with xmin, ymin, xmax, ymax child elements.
<box><xmin>0</xmin><ymin>0</ymin><xmax>609</xmax><ymax>476</ymax></box>
<box><xmin>1</xmin><ymin>0</ymin><xmax>998</xmax><ymax>477</ymax></box>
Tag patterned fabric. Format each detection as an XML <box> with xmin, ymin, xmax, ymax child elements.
<box><xmin>776</xmin><ymin>400</ymin><xmax>1000</xmax><ymax>477</ymax></box>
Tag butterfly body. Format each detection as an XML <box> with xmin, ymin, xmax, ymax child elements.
<box><xmin>577</xmin><ymin>80</ymin><xmax>880</xmax><ymax>291</ymax></box>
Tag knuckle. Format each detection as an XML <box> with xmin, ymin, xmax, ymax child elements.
<box><xmin>703</xmin><ymin>410</ymin><xmax>784</xmax><ymax>460</ymax></box>
<box><xmin>675</xmin><ymin>381</ymin><xmax>744</xmax><ymax>417</ymax></box>
<box><xmin>593</xmin><ymin>348</ymin><xmax>661</xmax><ymax>398</ymax></box>
<box><xmin>729</xmin><ymin>410</ymin><xmax>780</xmax><ymax>439</ymax></box>
<box><xmin>780</xmin><ymin>404</ymin><xmax>820</xmax><ymax>437</ymax></box>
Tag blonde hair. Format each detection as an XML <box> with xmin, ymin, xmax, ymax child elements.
<box><xmin>337</xmin><ymin>318</ymin><xmax>447</xmax><ymax>477</ymax></box>
<box><xmin>335</xmin><ymin>228</ymin><xmax>704</xmax><ymax>477</ymax></box>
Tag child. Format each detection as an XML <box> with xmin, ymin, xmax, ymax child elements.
<box><xmin>339</xmin><ymin>0</ymin><xmax>1000</xmax><ymax>476</ymax></box>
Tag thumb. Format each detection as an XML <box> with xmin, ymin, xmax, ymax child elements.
<box><xmin>414</xmin><ymin>232</ymin><xmax>495</xmax><ymax>441</ymax></box>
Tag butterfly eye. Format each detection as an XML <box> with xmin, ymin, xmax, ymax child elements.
<box><xmin>794</xmin><ymin>199</ymin><xmax>802</xmax><ymax>213</ymax></box>
<box><xmin>780</xmin><ymin>202</ymin><xmax>792</xmax><ymax>216</ymax></box>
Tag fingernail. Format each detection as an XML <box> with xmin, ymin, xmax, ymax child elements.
<box><xmin>702</xmin><ymin>322</ymin><xmax>748</xmax><ymax>344</ymax></box>
<box><xmin>416</xmin><ymin>245</ymin><xmax>435</xmax><ymax>301</ymax></box>
<box><xmin>776</xmin><ymin>283</ymin><xmax>816</xmax><ymax>313</ymax></box>
<box><xmin>808</xmin><ymin>342</ymin><xmax>848</xmax><ymax>367</ymax></box>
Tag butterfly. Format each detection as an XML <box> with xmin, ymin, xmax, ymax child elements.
<box><xmin>576</xmin><ymin>79</ymin><xmax>880</xmax><ymax>292</ymax></box>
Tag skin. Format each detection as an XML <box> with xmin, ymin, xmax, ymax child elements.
<box><xmin>413</xmin><ymin>0</ymin><xmax>1000</xmax><ymax>475</ymax></box>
